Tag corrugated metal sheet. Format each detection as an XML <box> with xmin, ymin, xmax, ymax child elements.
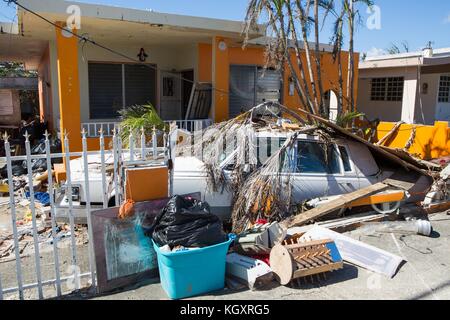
<box><xmin>256</xmin><ymin>67</ymin><xmax>281</xmax><ymax>104</ymax></box>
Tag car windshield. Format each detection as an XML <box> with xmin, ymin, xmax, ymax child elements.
<box><xmin>296</xmin><ymin>141</ymin><xmax>341</xmax><ymax>174</ymax></box>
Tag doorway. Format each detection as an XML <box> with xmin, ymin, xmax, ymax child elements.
<box><xmin>435</xmin><ymin>75</ymin><xmax>450</xmax><ymax>121</ymax></box>
<box><xmin>181</xmin><ymin>70</ymin><xmax>194</xmax><ymax>119</ymax></box>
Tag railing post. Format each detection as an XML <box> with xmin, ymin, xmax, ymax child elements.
<box><xmin>152</xmin><ymin>126</ymin><xmax>157</xmax><ymax>160</ymax></box>
<box><xmin>82</xmin><ymin>129</ymin><xmax>97</xmax><ymax>291</ymax></box>
<box><xmin>129</xmin><ymin>129</ymin><xmax>135</xmax><ymax>162</ymax></box>
<box><xmin>24</xmin><ymin>132</ymin><xmax>44</xmax><ymax>299</ymax></box>
<box><xmin>140</xmin><ymin>127</ymin><xmax>145</xmax><ymax>161</ymax></box>
<box><xmin>44</xmin><ymin>131</ymin><xmax>62</xmax><ymax>297</ymax></box>
<box><xmin>99</xmin><ymin>127</ymin><xmax>108</xmax><ymax>209</ymax></box>
<box><xmin>3</xmin><ymin>133</ymin><xmax>24</xmax><ymax>300</ymax></box>
<box><xmin>63</xmin><ymin>131</ymin><xmax>80</xmax><ymax>291</ymax></box>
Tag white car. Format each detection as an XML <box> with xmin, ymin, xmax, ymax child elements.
<box><xmin>172</xmin><ymin>131</ymin><xmax>431</xmax><ymax>219</ymax></box>
<box><xmin>55</xmin><ymin>130</ymin><xmax>431</xmax><ymax>222</ymax></box>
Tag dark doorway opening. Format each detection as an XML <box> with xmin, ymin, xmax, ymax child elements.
<box><xmin>181</xmin><ymin>69</ymin><xmax>194</xmax><ymax>119</ymax></box>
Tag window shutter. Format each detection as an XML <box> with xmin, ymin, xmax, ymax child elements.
<box><xmin>124</xmin><ymin>64</ymin><xmax>156</xmax><ymax>108</ymax></box>
<box><xmin>88</xmin><ymin>63</ymin><xmax>123</xmax><ymax>119</ymax></box>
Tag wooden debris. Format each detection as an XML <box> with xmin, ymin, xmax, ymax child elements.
<box><xmin>282</xmin><ymin>182</ymin><xmax>390</xmax><ymax>228</ymax></box>
<box><xmin>376</xmin><ymin>121</ymin><xmax>404</xmax><ymax>146</ymax></box>
<box><xmin>270</xmin><ymin>239</ymin><xmax>343</xmax><ymax>286</ymax></box>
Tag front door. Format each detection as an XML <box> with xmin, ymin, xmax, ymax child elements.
<box><xmin>435</xmin><ymin>75</ymin><xmax>450</xmax><ymax>121</ymax></box>
<box><xmin>160</xmin><ymin>71</ymin><xmax>182</xmax><ymax>120</ymax></box>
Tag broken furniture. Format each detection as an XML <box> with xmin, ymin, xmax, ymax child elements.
<box><xmin>234</xmin><ymin>222</ymin><xmax>286</xmax><ymax>255</ymax></box>
<box><xmin>270</xmin><ymin>239</ymin><xmax>343</xmax><ymax>286</ymax></box>
<box><xmin>226</xmin><ymin>253</ymin><xmax>273</xmax><ymax>290</ymax></box>
<box><xmin>124</xmin><ymin>166</ymin><xmax>169</xmax><ymax>202</ymax></box>
<box><xmin>299</xmin><ymin>226</ymin><xmax>405</xmax><ymax>278</ymax></box>
<box><xmin>185</xmin><ymin>82</ymin><xmax>212</xmax><ymax>121</ymax></box>
<box><xmin>91</xmin><ymin>193</ymin><xmax>201</xmax><ymax>294</ymax></box>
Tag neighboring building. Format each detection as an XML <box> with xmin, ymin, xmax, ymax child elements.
<box><xmin>0</xmin><ymin>0</ymin><xmax>359</xmax><ymax>151</ymax></box>
<box><xmin>0</xmin><ymin>77</ymin><xmax>38</xmax><ymax>127</ymax></box>
<box><xmin>358</xmin><ymin>47</ymin><xmax>450</xmax><ymax>125</ymax></box>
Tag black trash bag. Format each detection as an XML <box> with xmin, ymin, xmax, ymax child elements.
<box><xmin>150</xmin><ymin>195</ymin><xmax>227</xmax><ymax>248</ymax></box>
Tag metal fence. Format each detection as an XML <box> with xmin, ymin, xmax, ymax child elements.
<box><xmin>82</xmin><ymin>119</ymin><xmax>213</xmax><ymax>137</ymax></box>
<box><xmin>0</xmin><ymin>127</ymin><xmax>175</xmax><ymax>300</ymax></box>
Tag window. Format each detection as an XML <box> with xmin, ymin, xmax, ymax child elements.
<box><xmin>386</xmin><ymin>77</ymin><xmax>404</xmax><ymax>101</ymax></box>
<box><xmin>370</xmin><ymin>78</ymin><xmax>386</xmax><ymax>101</ymax></box>
<box><xmin>370</xmin><ymin>77</ymin><xmax>404</xmax><ymax>102</ymax></box>
<box><xmin>438</xmin><ymin>76</ymin><xmax>450</xmax><ymax>103</ymax></box>
<box><xmin>339</xmin><ymin>146</ymin><xmax>352</xmax><ymax>172</ymax></box>
<box><xmin>257</xmin><ymin>137</ymin><xmax>286</xmax><ymax>167</ymax></box>
<box><xmin>88</xmin><ymin>63</ymin><xmax>156</xmax><ymax>119</ymax></box>
<box><xmin>296</xmin><ymin>141</ymin><xmax>341</xmax><ymax>174</ymax></box>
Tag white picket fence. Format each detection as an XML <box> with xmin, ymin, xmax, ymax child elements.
<box><xmin>0</xmin><ymin>126</ymin><xmax>177</xmax><ymax>300</ymax></box>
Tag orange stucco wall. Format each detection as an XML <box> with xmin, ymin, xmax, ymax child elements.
<box><xmin>377</xmin><ymin>121</ymin><xmax>450</xmax><ymax>160</ymax></box>
<box><xmin>199</xmin><ymin>40</ymin><xmax>359</xmax><ymax>122</ymax></box>
<box><xmin>55</xmin><ymin>24</ymin><xmax>82</xmax><ymax>152</ymax></box>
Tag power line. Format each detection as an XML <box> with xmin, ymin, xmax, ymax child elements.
<box><xmin>3</xmin><ymin>0</ymin><xmax>230</xmax><ymax>95</ymax></box>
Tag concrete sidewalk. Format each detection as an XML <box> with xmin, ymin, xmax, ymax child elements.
<box><xmin>92</xmin><ymin>212</ymin><xmax>450</xmax><ymax>301</ymax></box>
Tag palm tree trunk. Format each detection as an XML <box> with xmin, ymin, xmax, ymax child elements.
<box><xmin>346</xmin><ymin>0</ymin><xmax>355</xmax><ymax>112</ymax></box>
<box><xmin>314</xmin><ymin>0</ymin><xmax>326</xmax><ymax>117</ymax></box>
<box><xmin>295</xmin><ymin>0</ymin><xmax>320</xmax><ymax>114</ymax></box>
<box><xmin>266</xmin><ymin>1</ymin><xmax>311</xmax><ymax>113</ymax></box>
<box><xmin>285</xmin><ymin>2</ymin><xmax>316</xmax><ymax>114</ymax></box>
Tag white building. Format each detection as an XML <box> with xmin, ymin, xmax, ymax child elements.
<box><xmin>357</xmin><ymin>47</ymin><xmax>450</xmax><ymax>125</ymax></box>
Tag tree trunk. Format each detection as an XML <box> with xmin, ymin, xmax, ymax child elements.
<box><xmin>346</xmin><ymin>0</ymin><xmax>355</xmax><ymax>112</ymax></box>
<box><xmin>295</xmin><ymin>0</ymin><xmax>320</xmax><ymax>114</ymax></box>
<box><xmin>314</xmin><ymin>0</ymin><xmax>325</xmax><ymax>117</ymax></box>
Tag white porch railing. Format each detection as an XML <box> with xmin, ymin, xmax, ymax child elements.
<box><xmin>81</xmin><ymin>119</ymin><xmax>213</xmax><ymax>138</ymax></box>
<box><xmin>0</xmin><ymin>128</ymin><xmax>174</xmax><ymax>300</ymax></box>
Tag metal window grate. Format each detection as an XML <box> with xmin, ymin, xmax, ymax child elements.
<box><xmin>370</xmin><ymin>77</ymin><xmax>404</xmax><ymax>102</ymax></box>
<box><xmin>386</xmin><ymin>77</ymin><xmax>404</xmax><ymax>101</ymax></box>
<box><xmin>438</xmin><ymin>76</ymin><xmax>450</xmax><ymax>103</ymax></box>
<box><xmin>370</xmin><ymin>78</ymin><xmax>386</xmax><ymax>101</ymax></box>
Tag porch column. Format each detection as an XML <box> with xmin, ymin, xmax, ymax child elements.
<box><xmin>400</xmin><ymin>71</ymin><xmax>419</xmax><ymax>124</ymax></box>
<box><xmin>55</xmin><ymin>22</ymin><xmax>82</xmax><ymax>152</ymax></box>
<box><xmin>212</xmin><ymin>36</ymin><xmax>229</xmax><ymax>123</ymax></box>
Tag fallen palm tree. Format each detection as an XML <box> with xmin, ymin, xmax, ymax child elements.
<box><xmin>176</xmin><ymin>102</ymin><xmax>435</xmax><ymax>233</ymax></box>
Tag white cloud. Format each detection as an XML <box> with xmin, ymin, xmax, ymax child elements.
<box><xmin>365</xmin><ymin>47</ymin><xmax>387</xmax><ymax>57</ymax></box>
<box><xmin>444</xmin><ymin>14</ymin><xmax>450</xmax><ymax>24</ymax></box>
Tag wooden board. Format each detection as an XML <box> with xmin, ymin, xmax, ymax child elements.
<box><xmin>124</xmin><ymin>166</ymin><xmax>169</xmax><ymax>202</ymax></box>
<box><xmin>283</xmin><ymin>182</ymin><xmax>390</xmax><ymax>228</ymax></box>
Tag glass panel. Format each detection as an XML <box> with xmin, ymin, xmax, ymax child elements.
<box><xmin>339</xmin><ymin>146</ymin><xmax>352</xmax><ymax>172</ymax></box>
<box><xmin>296</xmin><ymin>141</ymin><xmax>341</xmax><ymax>174</ymax></box>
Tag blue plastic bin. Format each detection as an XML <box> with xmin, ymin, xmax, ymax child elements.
<box><xmin>152</xmin><ymin>236</ymin><xmax>234</xmax><ymax>300</ymax></box>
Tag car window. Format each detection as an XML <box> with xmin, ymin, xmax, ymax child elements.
<box><xmin>296</xmin><ymin>141</ymin><xmax>341</xmax><ymax>174</ymax></box>
<box><xmin>339</xmin><ymin>146</ymin><xmax>352</xmax><ymax>172</ymax></box>
<box><xmin>257</xmin><ymin>137</ymin><xmax>286</xmax><ymax>166</ymax></box>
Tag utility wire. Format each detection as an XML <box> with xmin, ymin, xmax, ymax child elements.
<box><xmin>3</xmin><ymin>0</ymin><xmax>230</xmax><ymax>95</ymax></box>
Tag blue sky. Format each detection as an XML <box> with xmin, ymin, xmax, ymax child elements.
<box><xmin>1</xmin><ymin>0</ymin><xmax>449</xmax><ymax>56</ymax></box>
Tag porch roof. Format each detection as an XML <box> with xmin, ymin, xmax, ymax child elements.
<box><xmin>16</xmin><ymin>0</ymin><xmax>264</xmax><ymax>43</ymax></box>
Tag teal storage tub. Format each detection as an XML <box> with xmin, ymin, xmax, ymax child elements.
<box><xmin>152</xmin><ymin>236</ymin><xmax>234</xmax><ymax>300</ymax></box>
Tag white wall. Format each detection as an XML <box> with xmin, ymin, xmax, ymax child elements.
<box><xmin>415</xmin><ymin>73</ymin><xmax>440</xmax><ymax>125</ymax></box>
<box><xmin>358</xmin><ymin>66</ymin><xmax>444</xmax><ymax>125</ymax></box>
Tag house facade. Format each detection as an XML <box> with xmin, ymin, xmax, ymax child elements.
<box><xmin>358</xmin><ymin>47</ymin><xmax>450</xmax><ymax>125</ymax></box>
<box><xmin>0</xmin><ymin>0</ymin><xmax>359</xmax><ymax>151</ymax></box>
